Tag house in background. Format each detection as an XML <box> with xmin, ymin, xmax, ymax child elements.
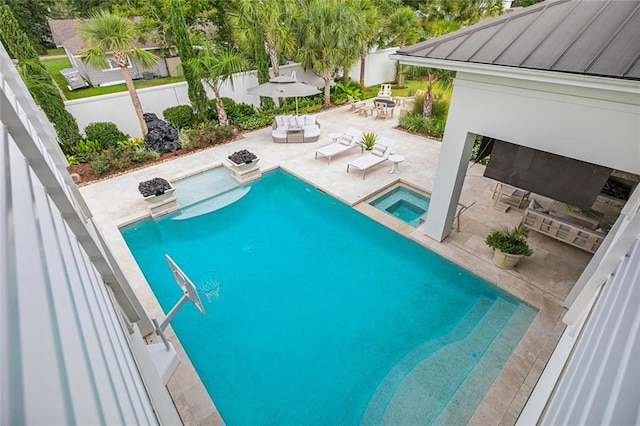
<box><xmin>48</xmin><ymin>18</ymin><xmax>182</xmax><ymax>88</ymax></box>
<box><xmin>392</xmin><ymin>0</ymin><xmax>640</xmax><ymax>423</ymax></box>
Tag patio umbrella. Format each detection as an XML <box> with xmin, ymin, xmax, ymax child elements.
<box><xmin>247</xmin><ymin>75</ymin><xmax>320</xmax><ymax>115</ymax></box>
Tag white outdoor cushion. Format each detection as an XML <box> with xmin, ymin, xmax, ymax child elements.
<box><xmin>275</xmin><ymin>115</ymin><xmax>285</xmax><ymax>127</ymax></box>
<box><xmin>340</xmin><ymin>135</ymin><xmax>353</xmax><ymax>146</ymax></box>
<box><xmin>304</xmin><ymin>125</ymin><xmax>321</xmax><ymax>137</ymax></box>
<box><xmin>305</xmin><ymin>115</ymin><xmax>316</xmax><ymax>125</ymax></box>
<box><xmin>295</xmin><ymin>116</ymin><xmax>306</xmax><ymax>126</ymax></box>
<box><xmin>372</xmin><ymin>144</ymin><xmax>387</xmax><ymax>157</ymax></box>
<box><xmin>288</xmin><ymin>116</ymin><xmax>298</xmax><ymax>126</ymax></box>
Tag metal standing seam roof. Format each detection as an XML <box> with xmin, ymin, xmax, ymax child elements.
<box><xmin>397</xmin><ymin>0</ymin><xmax>640</xmax><ymax>80</ymax></box>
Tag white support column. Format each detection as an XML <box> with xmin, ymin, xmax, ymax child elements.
<box><xmin>424</xmin><ymin>130</ymin><xmax>477</xmax><ymax>242</ymax></box>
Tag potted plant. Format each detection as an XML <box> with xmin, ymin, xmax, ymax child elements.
<box><xmin>359</xmin><ymin>132</ymin><xmax>377</xmax><ymax>152</ymax></box>
<box><xmin>485</xmin><ymin>223</ymin><xmax>533</xmax><ymax>270</ymax></box>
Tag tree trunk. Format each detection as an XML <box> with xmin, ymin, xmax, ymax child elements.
<box><xmin>397</xmin><ymin>63</ymin><xmax>405</xmax><ymax>88</ymax></box>
<box><xmin>343</xmin><ymin>65</ymin><xmax>349</xmax><ymax>84</ymax></box>
<box><xmin>121</xmin><ymin>65</ymin><xmax>148</xmax><ymax>135</ymax></box>
<box><xmin>323</xmin><ymin>69</ymin><xmax>332</xmax><ymax>106</ymax></box>
<box><xmin>423</xmin><ymin>74</ymin><xmax>434</xmax><ymax>118</ymax></box>
<box><xmin>267</xmin><ymin>41</ymin><xmax>280</xmax><ymax>77</ymax></box>
<box><xmin>359</xmin><ymin>56</ymin><xmax>365</xmax><ymax>85</ymax></box>
<box><xmin>396</xmin><ymin>44</ymin><xmax>406</xmax><ymax>88</ymax></box>
<box><xmin>214</xmin><ymin>88</ymin><xmax>228</xmax><ymax>126</ymax></box>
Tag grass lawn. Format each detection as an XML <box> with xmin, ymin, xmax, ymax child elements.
<box><xmin>41</xmin><ymin>57</ymin><xmax>186</xmax><ymax>101</ymax></box>
<box><xmin>363</xmin><ymin>79</ymin><xmax>427</xmax><ymax>99</ymax></box>
<box><xmin>45</xmin><ymin>48</ymin><xmax>66</xmax><ymax>56</ymax></box>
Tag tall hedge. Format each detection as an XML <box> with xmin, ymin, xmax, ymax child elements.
<box><xmin>169</xmin><ymin>0</ymin><xmax>209</xmax><ymax>123</ymax></box>
<box><xmin>0</xmin><ymin>3</ymin><xmax>81</xmax><ymax>153</ymax></box>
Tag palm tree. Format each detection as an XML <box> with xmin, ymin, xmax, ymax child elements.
<box><xmin>348</xmin><ymin>0</ymin><xmax>379</xmax><ymax>85</ymax></box>
<box><xmin>79</xmin><ymin>11</ymin><xmax>158</xmax><ymax>135</ymax></box>
<box><xmin>421</xmin><ymin>0</ymin><xmax>503</xmax><ymax>26</ymax></box>
<box><xmin>387</xmin><ymin>6</ymin><xmax>423</xmax><ymax>88</ymax></box>
<box><xmin>298</xmin><ymin>0</ymin><xmax>366</xmax><ymax>106</ymax></box>
<box><xmin>227</xmin><ymin>0</ymin><xmax>298</xmax><ymax>78</ymax></box>
<box><xmin>188</xmin><ymin>41</ymin><xmax>247</xmax><ymax>126</ymax></box>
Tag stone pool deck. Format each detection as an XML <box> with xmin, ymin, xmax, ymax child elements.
<box><xmin>79</xmin><ymin>104</ymin><xmax>592</xmax><ymax>425</ymax></box>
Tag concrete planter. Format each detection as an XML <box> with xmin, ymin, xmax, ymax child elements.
<box><xmin>492</xmin><ymin>249</ymin><xmax>524</xmax><ymax>270</ymax></box>
<box><xmin>228</xmin><ymin>157</ymin><xmax>260</xmax><ymax>171</ymax></box>
<box><xmin>143</xmin><ymin>186</ymin><xmax>176</xmax><ymax>204</ymax></box>
<box><xmin>227</xmin><ymin>157</ymin><xmax>261</xmax><ymax>184</ymax></box>
<box><xmin>142</xmin><ymin>186</ymin><xmax>179</xmax><ymax>218</ymax></box>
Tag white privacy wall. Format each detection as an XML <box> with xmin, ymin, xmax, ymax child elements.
<box><xmin>348</xmin><ymin>47</ymin><xmax>398</xmax><ymax>88</ymax></box>
<box><xmin>0</xmin><ymin>44</ymin><xmax>179</xmax><ymax>425</ymax></box>
<box><xmin>66</xmin><ymin>51</ymin><xmax>398</xmax><ymax>137</ymax></box>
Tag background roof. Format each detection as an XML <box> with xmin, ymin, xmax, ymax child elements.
<box><xmin>397</xmin><ymin>0</ymin><xmax>640</xmax><ymax>80</ymax></box>
<box><xmin>48</xmin><ymin>18</ymin><xmax>158</xmax><ymax>55</ymax></box>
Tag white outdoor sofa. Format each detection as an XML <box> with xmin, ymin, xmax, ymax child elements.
<box><xmin>272</xmin><ymin>114</ymin><xmax>321</xmax><ymax>143</ymax></box>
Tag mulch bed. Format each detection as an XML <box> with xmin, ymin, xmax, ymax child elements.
<box><xmin>68</xmin><ymin>134</ymin><xmax>243</xmax><ymax>186</ymax></box>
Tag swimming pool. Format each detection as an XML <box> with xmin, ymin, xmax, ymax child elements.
<box><xmin>121</xmin><ymin>169</ymin><xmax>536</xmax><ymax>425</ymax></box>
<box><xmin>369</xmin><ymin>184</ymin><xmax>430</xmax><ymax>227</ymax></box>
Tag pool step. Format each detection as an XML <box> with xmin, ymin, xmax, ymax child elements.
<box><xmin>170</xmin><ymin>166</ymin><xmax>253</xmax><ymax>220</ymax></box>
<box><xmin>361</xmin><ymin>297</ymin><xmax>494</xmax><ymax>425</ymax></box>
<box><xmin>172</xmin><ymin>166</ymin><xmax>240</xmax><ymax>208</ymax></box>
<box><xmin>433</xmin><ymin>303</ymin><xmax>537</xmax><ymax>425</ymax></box>
<box><xmin>370</xmin><ymin>298</ymin><xmax>518</xmax><ymax>426</ymax></box>
<box><xmin>172</xmin><ymin>186</ymin><xmax>251</xmax><ymax>220</ymax></box>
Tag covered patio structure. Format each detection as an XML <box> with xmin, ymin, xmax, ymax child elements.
<box><xmin>391</xmin><ymin>0</ymin><xmax>640</xmax><ymax>423</ymax></box>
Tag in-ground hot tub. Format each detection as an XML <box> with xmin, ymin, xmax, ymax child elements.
<box><xmin>369</xmin><ymin>184</ymin><xmax>430</xmax><ymax>227</ymax></box>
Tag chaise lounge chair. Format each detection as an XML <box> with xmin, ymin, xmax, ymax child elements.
<box><xmin>346</xmin><ymin>137</ymin><xmax>396</xmax><ymax>179</ymax></box>
<box><xmin>315</xmin><ymin>128</ymin><xmax>363</xmax><ymax>165</ymax></box>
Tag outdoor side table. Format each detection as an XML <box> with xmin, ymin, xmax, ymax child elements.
<box><xmin>328</xmin><ymin>132</ymin><xmax>342</xmax><ymax>143</ymax></box>
<box><xmin>287</xmin><ymin>126</ymin><xmax>304</xmax><ymax>143</ymax></box>
<box><xmin>389</xmin><ymin>154</ymin><xmax>404</xmax><ymax>174</ymax></box>
<box><xmin>360</xmin><ymin>105</ymin><xmax>375</xmax><ymax>117</ymax></box>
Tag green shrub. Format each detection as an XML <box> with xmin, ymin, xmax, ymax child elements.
<box><xmin>73</xmin><ymin>140</ymin><xmax>103</xmax><ymax>163</ymax></box>
<box><xmin>65</xmin><ymin>154</ymin><xmax>79</xmax><ymax>166</ymax></box>
<box><xmin>84</xmin><ymin>122</ymin><xmax>129</xmax><ymax>149</ymax></box>
<box><xmin>113</xmin><ymin>154</ymin><xmax>132</xmax><ymax>170</ymax></box>
<box><xmin>178</xmin><ymin>128</ymin><xmax>200</xmax><ymax>150</ymax></box>
<box><xmin>335</xmin><ymin>80</ymin><xmax>364</xmax><ymax>100</ymax></box>
<box><xmin>187</xmin><ymin>121</ymin><xmax>220</xmax><ymax>145</ymax></box>
<box><xmin>130</xmin><ymin>147</ymin><xmax>157</xmax><ymax>163</ymax></box>
<box><xmin>238</xmin><ymin>114</ymin><xmax>274</xmax><ymax>131</ymax></box>
<box><xmin>398</xmin><ymin>112</ymin><xmax>447</xmax><ymax>139</ymax></box>
<box><xmin>234</xmin><ymin>102</ymin><xmax>256</xmax><ymax>117</ymax></box>
<box><xmin>208</xmin><ymin>97</ymin><xmax>237</xmax><ymax>122</ymax></box>
<box><xmin>163</xmin><ymin>105</ymin><xmax>194</xmax><ymax>129</ymax></box>
<box><xmin>216</xmin><ymin>125</ymin><xmax>232</xmax><ymax>139</ymax></box>
<box><xmin>89</xmin><ymin>152</ymin><xmax>112</xmax><ymax>176</ymax></box>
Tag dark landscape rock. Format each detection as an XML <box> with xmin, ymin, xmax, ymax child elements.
<box><xmin>138</xmin><ymin>177</ymin><xmax>172</xmax><ymax>197</ymax></box>
<box><xmin>143</xmin><ymin>113</ymin><xmax>180</xmax><ymax>154</ymax></box>
<box><xmin>228</xmin><ymin>149</ymin><xmax>257</xmax><ymax>164</ymax></box>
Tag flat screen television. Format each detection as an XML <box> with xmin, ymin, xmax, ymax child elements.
<box><xmin>483</xmin><ymin>140</ymin><xmax>612</xmax><ymax>209</ymax></box>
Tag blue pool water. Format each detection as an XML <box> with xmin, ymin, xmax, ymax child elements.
<box><xmin>121</xmin><ymin>169</ymin><xmax>536</xmax><ymax>425</ymax></box>
<box><xmin>370</xmin><ymin>186</ymin><xmax>430</xmax><ymax>227</ymax></box>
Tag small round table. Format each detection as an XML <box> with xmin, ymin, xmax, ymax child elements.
<box><xmin>388</xmin><ymin>154</ymin><xmax>404</xmax><ymax>174</ymax></box>
<box><xmin>374</xmin><ymin>98</ymin><xmax>396</xmax><ymax>108</ymax></box>
<box><xmin>328</xmin><ymin>132</ymin><xmax>342</xmax><ymax>143</ymax></box>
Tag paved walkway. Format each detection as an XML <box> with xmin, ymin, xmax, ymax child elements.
<box><xmin>79</xmin><ymin>104</ymin><xmax>592</xmax><ymax>425</ymax></box>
